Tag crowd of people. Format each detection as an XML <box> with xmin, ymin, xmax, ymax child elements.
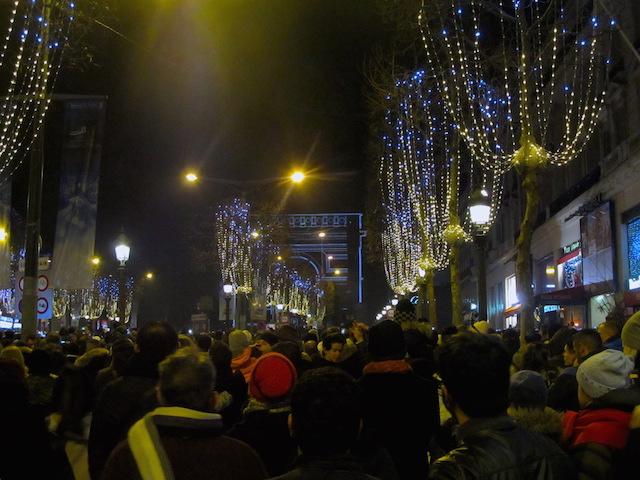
<box><xmin>1</xmin><ymin>299</ymin><xmax>639</xmax><ymax>480</ymax></box>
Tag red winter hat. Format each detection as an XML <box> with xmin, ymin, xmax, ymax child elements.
<box><xmin>249</xmin><ymin>352</ymin><xmax>297</xmax><ymax>403</ymax></box>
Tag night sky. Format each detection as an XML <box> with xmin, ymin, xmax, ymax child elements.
<box><xmin>26</xmin><ymin>0</ymin><xmax>391</xmax><ymax>325</ymax></box>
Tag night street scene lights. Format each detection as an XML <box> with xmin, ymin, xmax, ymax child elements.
<box><xmin>0</xmin><ymin>226</ymin><xmax>7</xmax><ymax>242</ymax></box>
<box><xmin>145</xmin><ymin>272</ymin><xmax>154</xmax><ymax>280</ymax></box>
<box><xmin>185</xmin><ymin>171</ymin><xmax>199</xmax><ymax>183</ymax></box>
<box><xmin>114</xmin><ymin>233</ymin><xmax>130</xmax><ymax>323</ymax></box>
<box><xmin>90</xmin><ymin>256</ymin><xmax>101</xmax><ymax>266</ymax></box>
<box><xmin>290</xmin><ymin>170</ymin><xmax>305</xmax><ymax>184</ymax></box>
<box><xmin>469</xmin><ymin>189</ymin><xmax>492</xmax><ymax>322</ymax></box>
<box><xmin>223</xmin><ymin>281</ymin><xmax>234</xmax><ymax>327</ymax></box>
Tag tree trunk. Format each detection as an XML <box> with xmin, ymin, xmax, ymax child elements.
<box><xmin>450</xmin><ymin>242</ymin><xmax>462</xmax><ymax>327</ymax></box>
<box><xmin>515</xmin><ymin>164</ymin><xmax>540</xmax><ymax>348</ymax></box>
<box><xmin>425</xmin><ymin>269</ymin><xmax>437</xmax><ymax>328</ymax></box>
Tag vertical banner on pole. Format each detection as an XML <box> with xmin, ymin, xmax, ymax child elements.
<box><xmin>51</xmin><ymin>99</ymin><xmax>106</xmax><ymax>290</ymax></box>
<box><xmin>0</xmin><ymin>181</ymin><xmax>10</xmax><ymax>289</ymax></box>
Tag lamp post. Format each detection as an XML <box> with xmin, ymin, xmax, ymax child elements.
<box><xmin>223</xmin><ymin>281</ymin><xmax>233</xmax><ymax>328</ymax></box>
<box><xmin>318</xmin><ymin>231</ymin><xmax>326</xmax><ymax>278</ymax></box>
<box><xmin>114</xmin><ymin>233</ymin><xmax>130</xmax><ymax>324</ymax></box>
<box><xmin>469</xmin><ymin>189</ymin><xmax>491</xmax><ymax>322</ymax></box>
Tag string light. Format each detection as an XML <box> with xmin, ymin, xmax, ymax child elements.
<box><xmin>0</xmin><ymin>1</ymin><xmax>75</xmax><ymax>183</ymax></box>
<box><xmin>418</xmin><ymin>0</ymin><xmax>612</xmax><ymax>173</ymax></box>
<box><xmin>215</xmin><ymin>198</ymin><xmax>254</xmax><ymax>293</ymax></box>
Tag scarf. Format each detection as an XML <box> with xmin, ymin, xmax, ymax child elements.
<box><xmin>128</xmin><ymin>407</ymin><xmax>223</xmax><ymax>480</ymax></box>
<box><xmin>363</xmin><ymin>359</ymin><xmax>412</xmax><ymax>375</ymax></box>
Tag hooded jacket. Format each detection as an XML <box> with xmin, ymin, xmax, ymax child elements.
<box><xmin>562</xmin><ymin>386</ymin><xmax>640</xmax><ymax>479</ymax></box>
<box><xmin>231</xmin><ymin>347</ymin><xmax>257</xmax><ymax>383</ymax></box>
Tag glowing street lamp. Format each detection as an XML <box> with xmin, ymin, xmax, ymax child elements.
<box><xmin>145</xmin><ymin>272</ymin><xmax>154</xmax><ymax>280</ymax></box>
<box><xmin>318</xmin><ymin>231</ymin><xmax>326</xmax><ymax>239</ymax></box>
<box><xmin>90</xmin><ymin>256</ymin><xmax>101</xmax><ymax>266</ymax></box>
<box><xmin>223</xmin><ymin>281</ymin><xmax>233</xmax><ymax>327</ymax></box>
<box><xmin>334</xmin><ymin>269</ymin><xmax>341</xmax><ymax>276</ymax></box>
<box><xmin>468</xmin><ymin>188</ymin><xmax>491</xmax><ymax>322</ymax></box>
<box><xmin>185</xmin><ymin>172</ymin><xmax>199</xmax><ymax>183</ymax></box>
<box><xmin>290</xmin><ymin>171</ymin><xmax>305</xmax><ymax>184</ymax></box>
<box><xmin>0</xmin><ymin>226</ymin><xmax>7</xmax><ymax>242</ymax></box>
<box><xmin>114</xmin><ymin>232</ymin><xmax>130</xmax><ymax>323</ymax></box>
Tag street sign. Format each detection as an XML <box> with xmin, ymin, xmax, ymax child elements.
<box><xmin>18</xmin><ymin>256</ymin><xmax>51</xmax><ymax>272</ymax></box>
<box><xmin>15</xmin><ymin>273</ymin><xmax>53</xmax><ymax>320</ymax></box>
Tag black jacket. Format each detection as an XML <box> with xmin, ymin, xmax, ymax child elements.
<box><xmin>88</xmin><ymin>354</ymin><xmax>160</xmax><ymax>480</ymax></box>
<box><xmin>269</xmin><ymin>455</ymin><xmax>380</xmax><ymax>480</ymax></box>
<box><xmin>429</xmin><ymin>415</ymin><xmax>574</xmax><ymax>480</ymax></box>
<box><xmin>358</xmin><ymin>368</ymin><xmax>439</xmax><ymax>480</ymax></box>
<box><xmin>228</xmin><ymin>403</ymin><xmax>298</xmax><ymax>477</ymax></box>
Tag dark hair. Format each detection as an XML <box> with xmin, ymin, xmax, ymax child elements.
<box><xmin>209</xmin><ymin>340</ymin><xmax>232</xmax><ymax>377</ymax></box>
<box><xmin>159</xmin><ymin>349</ymin><xmax>215</xmax><ymax>411</ymax></box>
<box><xmin>438</xmin><ymin>334</ymin><xmax>510</xmax><ymax>418</ymax></box>
<box><xmin>522</xmin><ymin>343</ymin><xmax>550</xmax><ymax>373</ymax></box>
<box><xmin>196</xmin><ymin>333</ymin><xmax>213</xmax><ymax>352</ymax></box>
<box><xmin>572</xmin><ymin>329</ymin><xmax>602</xmax><ymax>359</ymax></box>
<box><xmin>291</xmin><ymin>367</ymin><xmax>361</xmax><ymax>456</ymax></box>
<box><xmin>525</xmin><ymin>332</ymin><xmax>542</xmax><ymax>344</ymax></box>
<box><xmin>257</xmin><ymin>331</ymin><xmax>279</xmax><ymax>346</ymax></box>
<box><xmin>136</xmin><ymin>321</ymin><xmax>178</xmax><ymax>364</ymax></box>
<box><xmin>323</xmin><ymin>333</ymin><xmax>346</xmax><ymax>349</ymax></box>
<box><xmin>27</xmin><ymin>348</ymin><xmax>51</xmax><ymax>376</ymax></box>
<box><xmin>271</xmin><ymin>341</ymin><xmax>302</xmax><ymax>364</ymax></box>
<box><xmin>395</xmin><ymin>298</ymin><xmax>415</xmax><ymax>314</ymax></box>
<box><xmin>276</xmin><ymin>325</ymin><xmax>299</xmax><ymax>343</ymax></box>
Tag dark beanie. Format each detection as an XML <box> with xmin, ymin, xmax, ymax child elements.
<box><xmin>368</xmin><ymin>320</ymin><xmax>406</xmax><ymax>361</ymax></box>
<box><xmin>509</xmin><ymin>370</ymin><xmax>548</xmax><ymax>409</ymax></box>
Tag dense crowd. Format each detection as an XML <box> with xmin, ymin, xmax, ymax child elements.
<box><xmin>1</xmin><ymin>299</ymin><xmax>639</xmax><ymax>480</ymax></box>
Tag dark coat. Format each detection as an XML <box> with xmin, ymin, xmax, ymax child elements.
<box><xmin>215</xmin><ymin>369</ymin><xmax>248</xmax><ymax>429</ymax></box>
<box><xmin>358</xmin><ymin>366</ymin><xmax>439</xmax><ymax>480</ymax></box>
<box><xmin>103</xmin><ymin>416</ymin><xmax>267</xmax><ymax>480</ymax></box>
<box><xmin>228</xmin><ymin>403</ymin><xmax>298</xmax><ymax>477</ymax></box>
<box><xmin>88</xmin><ymin>354</ymin><xmax>160</xmax><ymax>480</ymax></box>
<box><xmin>429</xmin><ymin>415</ymin><xmax>574</xmax><ymax>480</ymax></box>
<box><xmin>269</xmin><ymin>455</ymin><xmax>380</xmax><ymax>480</ymax></box>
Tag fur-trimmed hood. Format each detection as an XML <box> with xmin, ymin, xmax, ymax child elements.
<box><xmin>507</xmin><ymin>406</ymin><xmax>563</xmax><ymax>442</ymax></box>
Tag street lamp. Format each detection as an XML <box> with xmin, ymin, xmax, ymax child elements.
<box><xmin>90</xmin><ymin>256</ymin><xmax>101</xmax><ymax>266</ymax></box>
<box><xmin>290</xmin><ymin>171</ymin><xmax>305</xmax><ymax>184</ymax></box>
<box><xmin>145</xmin><ymin>272</ymin><xmax>154</xmax><ymax>280</ymax></box>
<box><xmin>114</xmin><ymin>232</ymin><xmax>130</xmax><ymax>323</ymax></box>
<box><xmin>185</xmin><ymin>171</ymin><xmax>199</xmax><ymax>183</ymax></box>
<box><xmin>334</xmin><ymin>269</ymin><xmax>341</xmax><ymax>276</ymax></box>
<box><xmin>0</xmin><ymin>226</ymin><xmax>7</xmax><ymax>243</ymax></box>
<box><xmin>223</xmin><ymin>281</ymin><xmax>233</xmax><ymax>327</ymax></box>
<box><xmin>469</xmin><ymin>189</ymin><xmax>491</xmax><ymax>322</ymax></box>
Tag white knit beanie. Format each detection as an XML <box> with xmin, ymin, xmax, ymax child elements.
<box><xmin>577</xmin><ymin>349</ymin><xmax>634</xmax><ymax>399</ymax></box>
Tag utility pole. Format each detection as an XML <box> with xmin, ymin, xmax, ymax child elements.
<box><xmin>22</xmin><ymin>0</ymin><xmax>50</xmax><ymax>339</ymax></box>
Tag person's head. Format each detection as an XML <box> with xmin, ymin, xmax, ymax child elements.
<box><xmin>597</xmin><ymin>321</ymin><xmax>620</xmax><ymax>344</ymax></box>
<box><xmin>303</xmin><ymin>340</ymin><xmax>318</xmax><ymax>358</ymax></box>
<box><xmin>622</xmin><ymin>311</ymin><xmax>640</xmax><ymax>358</ymax></box>
<box><xmin>522</xmin><ymin>343</ymin><xmax>550</xmax><ymax>373</ymax></box>
<box><xmin>322</xmin><ymin>333</ymin><xmax>346</xmax><ymax>363</ymax></box>
<box><xmin>289</xmin><ymin>367</ymin><xmax>361</xmax><ymax>456</ymax></box>
<box><xmin>347</xmin><ymin>321</ymin><xmax>368</xmax><ymax>343</ymax></box>
<box><xmin>563</xmin><ymin>339</ymin><xmax>577</xmax><ymax>367</ymax></box>
<box><xmin>271</xmin><ymin>341</ymin><xmax>302</xmax><ymax>365</ymax></box>
<box><xmin>178</xmin><ymin>334</ymin><xmax>195</xmax><ymax>349</ymax></box>
<box><xmin>255</xmin><ymin>331</ymin><xmax>279</xmax><ymax>355</ymax></box>
<box><xmin>196</xmin><ymin>333</ymin><xmax>212</xmax><ymax>353</ymax></box>
<box><xmin>276</xmin><ymin>325</ymin><xmax>299</xmax><ymax>343</ymax></box>
<box><xmin>136</xmin><ymin>321</ymin><xmax>178</xmax><ymax>365</ymax></box>
<box><xmin>572</xmin><ymin>329</ymin><xmax>602</xmax><ymax>363</ymax></box>
<box><xmin>228</xmin><ymin>330</ymin><xmax>250</xmax><ymax>358</ymax></box>
<box><xmin>249</xmin><ymin>352</ymin><xmax>297</xmax><ymax>404</ymax></box>
<box><xmin>509</xmin><ymin>370</ymin><xmax>548</xmax><ymax>410</ymax></box>
<box><xmin>0</xmin><ymin>346</ymin><xmax>26</xmax><ymax>377</ymax></box>
<box><xmin>158</xmin><ymin>347</ymin><xmax>216</xmax><ymax>412</ymax></box>
<box><xmin>368</xmin><ymin>319</ymin><xmax>406</xmax><ymax>361</ymax></box>
<box><xmin>110</xmin><ymin>337</ymin><xmax>135</xmax><ymax>374</ymax></box>
<box><xmin>27</xmin><ymin>348</ymin><xmax>51</xmax><ymax>376</ymax></box>
<box><xmin>209</xmin><ymin>340</ymin><xmax>232</xmax><ymax>377</ymax></box>
<box><xmin>576</xmin><ymin>349</ymin><xmax>634</xmax><ymax>408</ymax></box>
<box><xmin>438</xmin><ymin>334</ymin><xmax>510</xmax><ymax>421</ymax></box>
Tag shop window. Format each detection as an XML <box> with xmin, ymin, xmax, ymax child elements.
<box><xmin>628</xmin><ymin>217</ymin><xmax>640</xmax><ymax>289</ymax></box>
<box><xmin>505</xmin><ymin>275</ymin><xmax>518</xmax><ymax>307</ymax></box>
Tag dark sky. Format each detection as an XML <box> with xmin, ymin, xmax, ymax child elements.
<box><xmin>40</xmin><ymin>0</ymin><xmax>389</xmax><ymax>324</ymax></box>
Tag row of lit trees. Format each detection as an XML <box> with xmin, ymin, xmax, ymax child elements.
<box><xmin>377</xmin><ymin>0</ymin><xmax>613</xmax><ymax>338</ymax></box>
